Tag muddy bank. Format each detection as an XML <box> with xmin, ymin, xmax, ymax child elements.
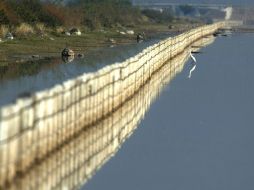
<box><xmin>0</xmin><ymin>32</ymin><xmax>175</xmax><ymax>107</ymax></box>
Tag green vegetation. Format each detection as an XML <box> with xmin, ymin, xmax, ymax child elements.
<box><xmin>0</xmin><ymin>9</ymin><xmax>9</xmax><ymax>24</ymax></box>
<box><xmin>179</xmin><ymin>5</ymin><xmax>196</xmax><ymax>16</ymax></box>
<box><xmin>0</xmin><ymin>0</ymin><xmax>203</xmax><ymax>66</ymax></box>
<box><xmin>142</xmin><ymin>8</ymin><xmax>173</xmax><ymax>23</ymax></box>
<box><xmin>0</xmin><ymin>0</ymin><xmax>144</xmax><ymax>29</ymax></box>
<box><xmin>80</xmin><ymin>0</ymin><xmax>142</xmax><ymax>29</ymax></box>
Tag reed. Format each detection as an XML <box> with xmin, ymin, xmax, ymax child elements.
<box><xmin>14</xmin><ymin>23</ymin><xmax>34</xmax><ymax>36</ymax></box>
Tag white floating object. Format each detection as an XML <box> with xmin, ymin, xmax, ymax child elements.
<box><xmin>5</xmin><ymin>32</ymin><xmax>14</xmax><ymax>40</ymax></box>
<box><xmin>70</xmin><ymin>28</ymin><xmax>82</xmax><ymax>36</ymax></box>
<box><xmin>126</xmin><ymin>30</ymin><xmax>134</xmax><ymax>35</ymax></box>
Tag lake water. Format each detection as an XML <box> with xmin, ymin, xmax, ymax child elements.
<box><xmin>0</xmin><ymin>33</ymin><xmax>175</xmax><ymax>107</ymax></box>
<box><xmin>83</xmin><ymin>33</ymin><xmax>254</xmax><ymax>190</ymax></box>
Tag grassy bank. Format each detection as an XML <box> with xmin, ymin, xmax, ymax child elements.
<box><xmin>0</xmin><ymin>20</ymin><xmax>203</xmax><ymax>66</ymax></box>
<box><xmin>0</xmin><ymin>0</ymin><xmax>203</xmax><ymax>66</ymax></box>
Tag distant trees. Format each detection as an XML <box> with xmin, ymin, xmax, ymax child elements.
<box><xmin>142</xmin><ymin>8</ymin><xmax>173</xmax><ymax>23</ymax></box>
<box><xmin>0</xmin><ymin>0</ymin><xmax>19</xmax><ymax>25</ymax></box>
<box><xmin>80</xmin><ymin>0</ymin><xmax>142</xmax><ymax>29</ymax></box>
<box><xmin>0</xmin><ymin>0</ymin><xmax>141</xmax><ymax>29</ymax></box>
<box><xmin>1</xmin><ymin>0</ymin><xmax>61</xmax><ymax>26</ymax></box>
<box><xmin>42</xmin><ymin>3</ymin><xmax>84</xmax><ymax>27</ymax></box>
<box><xmin>0</xmin><ymin>10</ymin><xmax>9</xmax><ymax>24</ymax></box>
<box><xmin>0</xmin><ymin>0</ymin><xmax>174</xmax><ymax>30</ymax></box>
<box><xmin>179</xmin><ymin>5</ymin><xmax>196</xmax><ymax>16</ymax></box>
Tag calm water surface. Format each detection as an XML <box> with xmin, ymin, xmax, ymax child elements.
<box><xmin>83</xmin><ymin>33</ymin><xmax>254</xmax><ymax>190</ymax></box>
<box><xmin>0</xmin><ymin>33</ymin><xmax>174</xmax><ymax>106</ymax></box>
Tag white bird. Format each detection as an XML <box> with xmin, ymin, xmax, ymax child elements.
<box><xmin>190</xmin><ymin>51</ymin><xmax>197</xmax><ymax>63</ymax></box>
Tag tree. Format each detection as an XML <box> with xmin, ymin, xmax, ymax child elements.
<box><xmin>0</xmin><ymin>10</ymin><xmax>9</xmax><ymax>24</ymax></box>
<box><xmin>179</xmin><ymin>5</ymin><xmax>196</xmax><ymax>16</ymax></box>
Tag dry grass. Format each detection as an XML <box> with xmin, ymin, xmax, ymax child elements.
<box><xmin>15</xmin><ymin>23</ymin><xmax>34</xmax><ymax>36</ymax></box>
<box><xmin>0</xmin><ymin>25</ymin><xmax>9</xmax><ymax>38</ymax></box>
<box><xmin>56</xmin><ymin>26</ymin><xmax>65</xmax><ymax>34</ymax></box>
<box><xmin>35</xmin><ymin>23</ymin><xmax>46</xmax><ymax>34</ymax></box>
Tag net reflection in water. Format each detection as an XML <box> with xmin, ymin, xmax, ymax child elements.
<box><xmin>0</xmin><ymin>35</ymin><xmax>216</xmax><ymax>190</ymax></box>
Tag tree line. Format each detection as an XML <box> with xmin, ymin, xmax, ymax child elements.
<box><xmin>0</xmin><ymin>0</ymin><xmax>143</xmax><ymax>28</ymax></box>
<box><xmin>0</xmin><ymin>0</ymin><xmax>175</xmax><ymax>30</ymax></box>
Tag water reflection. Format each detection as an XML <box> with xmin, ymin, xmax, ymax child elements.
<box><xmin>1</xmin><ymin>36</ymin><xmax>215</xmax><ymax>190</ymax></box>
<box><xmin>188</xmin><ymin>62</ymin><xmax>197</xmax><ymax>78</ymax></box>
<box><xmin>62</xmin><ymin>55</ymin><xmax>75</xmax><ymax>63</ymax></box>
<box><xmin>85</xmin><ymin>33</ymin><xmax>254</xmax><ymax>190</ymax></box>
<box><xmin>188</xmin><ymin>36</ymin><xmax>215</xmax><ymax>79</ymax></box>
<box><xmin>0</xmin><ymin>34</ymin><xmax>173</xmax><ymax>107</ymax></box>
<box><xmin>0</xmin><ymin>58</ymin><xmax>60</xmax><ymax>81</ymax></box>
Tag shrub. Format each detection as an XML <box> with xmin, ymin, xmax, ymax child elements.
<box><xmin>142</xmin><ymin>9</ymin><xmax>173</xmax><ymax>23</ymax></box>
<box><xmin>0</xmin><ymin>25</ymin><xmax>9</xmax><ymax>37</ymax></box>
<box><xmin>8</xmin><ymin>0</ymin><xmax>60</xmax><ymax>26</ymax></box>
<box><xmin>42</xmin><ymin>3</ymin><xmax>84</xmax><ymax>27</ymax></box>
<box><xmin>82</xmin><ymin>0</ymin><xmax>142</xmax><ymax>30</ymax></box>
<box><xmin>0</xmin><ymin>9</ymin><xmax>9</xmax><ymax>24</ymax></box>
<box><xmin>35</xmin><ymin>23</ymin><xmax>45</xmax><ymax>34</ymax></box>
<box><xmin>56</xmin><ymin>26</ymin><xmax>65</xmax><ymax>34</ymax></box>
<box><xmin>0</xmin><ymin>0</ymin><xmax>145</xmax><ymax>31</ymax></box>
<box><xmin>179</xmin><ymin>5</ymin><xmax>196</xmax><ymax>16</ymax></box>
<box><xmin>15</xmin><ymin>23</ymin><xmax>34</xmax><ymax>36</ymax></box>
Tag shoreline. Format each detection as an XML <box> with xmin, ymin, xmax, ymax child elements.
<box><xmin>0</xmin><ymin>23</ymin><xmax>201</xmax><ymax>66</ymax></box>
<box><xmin>0</xmin><ymin>30</ymin><xmax>176</xmax><ymax>106</ymax></box>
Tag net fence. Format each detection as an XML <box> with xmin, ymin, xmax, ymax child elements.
<box><xmin>0</xmin><ymin>22</ymin><xmax>223</xmax><ymax>189</ymax></box>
